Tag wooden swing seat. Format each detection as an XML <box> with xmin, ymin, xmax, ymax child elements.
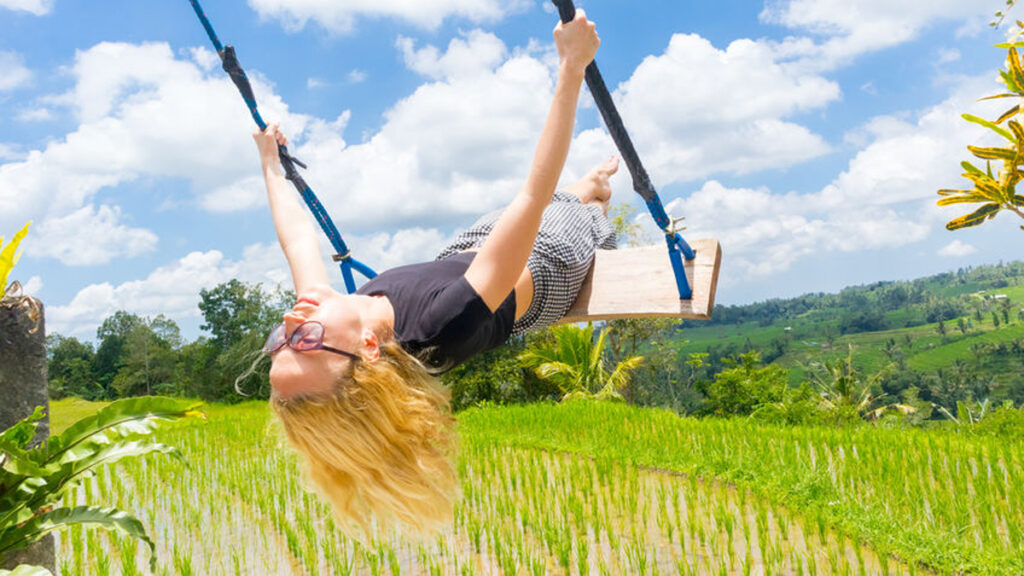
<box><xmin>560</xmin><ymin>238</ymin><xmax>722</xmax><ymax>323</ymax></box>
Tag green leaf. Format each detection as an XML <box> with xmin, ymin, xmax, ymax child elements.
<box><xmin>0</xmin><ymin>222</ymin><xmax>30</xmax><ymax>290</ymax></box>
<box><xmin>995</xmin><ymin>42</ymin><xmax>1024</xmax><ymax>48</ymax></box>
<box><xmin>937</xmin><ymin>194</ymin><xmax>993</xmax><ymax>206</ymax></box>
<box><xmin>0</xmin><ymin>407</ymin><xmax>45</xmax><ymax>450</ymax></box>
<box><xmin>946</xmin><ymin>203</ymin><xmax>1002</xmax><ymax>230</ymax></box>
<box><xmin>963</xmin><ymin>113</ymin><xmax>1016</xmax><ymax>141</ymax></box>
<box><xmin>1010</xmin><ymin>48</ymin><xmax>1024</xmax><ymax>91</ymax></box>
<box><xmin>968</xmin><ymin>145</ymin><xmax>1017</xmax><ymax>161</ymax></box>
<box><xmin>0</xmin><ymin>566</ymin><xmax>53</xmax><ymax>576</ymax></box>
<box><xmin>45</xmin><ymin>396</ymin><xmax>202</xmax><ymax>465</ymax></box>
<box><xmin>960</xmin><ymin>161</ymin><xmax>985</xmax><ymax>175</ymax></box>
<box><xmin>0</xmin><ymin>506</ymin><xmax>156</xmax><ymax>571</ymax></box>
<box><xmin>999</xmin><ymin>69</ymin><xmax>1022</xmax><ymax>93</ymax></box>
<box><xmin>996</xmin><ymin>105</ymin><xmax>1021</xmax><ymax>125</ymax></box>
<box><xmin>978</xmin><ymin>93</ymin><xmax>1020</xmax><ymax>101</ymax></box>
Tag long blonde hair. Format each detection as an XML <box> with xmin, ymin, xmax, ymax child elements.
<box><xmin>270</xmin><ymin>339</ymin><xmax>457</xmax><ymax>537</ymax></box>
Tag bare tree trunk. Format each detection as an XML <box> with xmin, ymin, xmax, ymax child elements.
<box><xmin>0</xmin><ymin>298</ymin><xmax>56</xmax><ymax>574</ymax></box>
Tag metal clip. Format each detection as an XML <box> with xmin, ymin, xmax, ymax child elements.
<box><xmin>332</xmin><ymin>251</ymin><xmax>352</xmax><ymax>263</ymax></box>
<box><xmin>663</xmin><ymin>215</ymin><xmax>686</xmax><ymax>236</ymax></box>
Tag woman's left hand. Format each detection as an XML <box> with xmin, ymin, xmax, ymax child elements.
<box><xmin>253</xmin><ymin>123</ymin><xmax>288</xmax><ymax>169</ymax></box>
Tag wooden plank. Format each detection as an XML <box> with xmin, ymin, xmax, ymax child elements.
<box><xmin>560</xmin><ymin>238</ymin><xmax>722</xmax><ymax>323</ymax></box>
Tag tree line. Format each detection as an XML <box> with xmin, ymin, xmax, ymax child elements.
<box><xmin>47</xmin><ymin>280</ymin><xmax>293</xmax><ymax>402</ymax></box>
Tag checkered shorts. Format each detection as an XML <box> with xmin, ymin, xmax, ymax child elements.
<box><xmin>436</xmin><ymin>191</ymin><xmax>617</xmax><ymax>336</ymax></box>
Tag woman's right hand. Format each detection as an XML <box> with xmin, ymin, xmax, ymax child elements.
<box><xmin>253</xmin><ymin>123</ymin><xmax>288</xmax><ymax>169</ymax></box>
<box><xmin>553</xmin><ymin>9</ymin><xmax>599</xmax><ymax>76</ymax></box>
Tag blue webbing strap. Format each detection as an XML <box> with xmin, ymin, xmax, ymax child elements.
<box><xmin>187</xmin><ymin>0</ymin><xmax>376</xmax><ymax>293</ymax></box>
<box><xmin>553</xmin><ymin>0</ymin><xmax>695</xmax><ymax>300</ymax></box>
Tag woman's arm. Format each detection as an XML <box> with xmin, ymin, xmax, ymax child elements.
<box><xmin>463</xmin><ymin>10</ymin><xmax>599</xmax><ymax>311</ymax></box>
<box><xmin>255</xmin><ymin>125</ymin><xmax>330</xmax><ymax>294</ymax></box>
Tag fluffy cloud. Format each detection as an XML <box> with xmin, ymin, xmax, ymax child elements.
<box><xmin>0</xmin><ymin>42</ymin><xmax>306</xmax><ymax>266</ymax></box>
<box><xmin>0</xmin><ymin>51</ymin><xmax>32</xmax><ymax>92</ymax></box>
<box><xmin>47</xmin><ymin>225</ymin><xmax>454</xmax><ymax>338</ymax></box>
<box><xmin>247</xmin><ymin>0</ymin><xmax>528</xmax><ymax>33</ymax></box>
<box><xmin>32</xmin><ymin>205</ymin><xmax>158</xmax><ymax>265</ymax></box>
<box><xmin>612</xmin><ymin>34</ymin><xmax>839</xmax><ymax>186</ymax></box>
<box><xmin>0</xmin><ymin>0</ymin><xmax>52</xmax><ymax>15</ymax></box>
<box><xmin>663</xmin><ymin>73</ymin><xmax>1002</xmax><ymax>278</ymax></box>
<box><xmin>292</xmin><ymin>31</ymin><xmax>555</xmax><ymax>231</ymax></box>
<box><xmin>760</xmin><ymin>0</ymin><xmax>989</xmax><ymax>68</ymax></box>
<box><xmin>938</xmin><ymin>240</ymin><xmax>977</xmax><ymax>257</ymax></box>
<box><xmin>48</xmin><ymin>245</ymin><xmax>289</xmax><ymax>338</ymax></box>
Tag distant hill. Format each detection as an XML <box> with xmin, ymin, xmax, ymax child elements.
<box><xmin>675</xmin><ymin>261</ymin><xmax>1024</xmax><ymax>397</ymax></box>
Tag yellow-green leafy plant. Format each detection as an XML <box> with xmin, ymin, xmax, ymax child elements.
<box><xmin>0</xmin><ymin>397</ymin><xmax>204</xmax><ymax>576</ymax></box>
<box><xmin>0</xmin><ymin>222</ymin><xmax>31</xmax><ymax>298</ymax></box>
<box><xmin>938</xmin><ymin>7</ymin><xmax>1024</xmax><ymax>230</ymax></box>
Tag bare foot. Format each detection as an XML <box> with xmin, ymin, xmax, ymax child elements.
<box><xmin>564</xmin><ymin>156</ymin><xmax>619</xmax><ymax>215</ymax></box>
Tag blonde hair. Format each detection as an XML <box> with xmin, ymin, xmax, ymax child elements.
<box><xmin>270</xmin><ymin>339</ymin><xmax>458</xmax><ymax>538</ymax></box>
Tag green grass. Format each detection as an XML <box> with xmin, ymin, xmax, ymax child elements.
<box><xmin>48</xmin><ymin>399</ymin><xmax>934</xmax><ymax>575</ymax></box>
<box><xmin>462</xmin><ymin>400</ymin><xmax>1024</xmax><ymax>575</ymax></box>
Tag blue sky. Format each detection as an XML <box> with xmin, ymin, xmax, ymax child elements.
<box><xmin>0</xmin><ymin>0</ymin><xmax>1017</xmax><ymax>341</ymax></box>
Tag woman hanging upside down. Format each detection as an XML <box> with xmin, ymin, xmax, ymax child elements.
<box><xmin>259</xmin><ymin>10</ymin><xmax>614</xmax><ymax>536</ymax></box>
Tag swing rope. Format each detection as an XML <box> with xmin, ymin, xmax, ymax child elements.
<box><xmin>187</xmin><ymin>0</ymin><xmax>376</xmax><ymax>294</ymax></box>
<box><xmin>553</xmin><ymin>0</ymin><xmax>696</xmax><ymax>300</ymax></box>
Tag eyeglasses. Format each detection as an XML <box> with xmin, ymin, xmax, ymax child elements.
<box><xmin>263</xmin><ymin>321</ymin><xmax>362</xmax><ymax>362</ymax></box>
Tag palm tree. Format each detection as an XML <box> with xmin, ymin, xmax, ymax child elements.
<box><xmin>808</xmin><ymin>347</ymin><xmax>913</xmax><ymax>421</ymax></box>
<box><xmin>519</xmin><ymin>323</ymin><xmax>643</xmax><ymax>401</ymax></box>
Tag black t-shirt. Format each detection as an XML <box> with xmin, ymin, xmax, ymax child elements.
<box><xmin>355</xmin><ymin>251</ymin><xmax>516</xmax><ymax>374</ymax></box>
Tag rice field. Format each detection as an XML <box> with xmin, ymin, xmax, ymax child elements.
<box><xmin>47</xmin><ymin>399</ymin><xmax>1023</xmax><ymax>575</ymax></box>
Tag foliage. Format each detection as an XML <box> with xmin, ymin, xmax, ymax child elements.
<box><xmin>807</xmin><ymin>348</ymin><xmax>913</xmax><ymax>422</ymax></box>
<box><xmin>442</xmin><ymin>333</ymin><xmax>559</xmax><ymax>411</ymax></box>
<box><xmin>937</xmin><ymin>14</ymin><xmax>1024</xmax><ymax>230</ymax></box>
<box><xmin>0</xmin><ymin>222</ymin><xmax>30</xmax><ymax>296</ymax></box>
<box><xmin>702</xmin><ymin>351</ymin><xmax>789</xmax><ymax>416</ymax></box>
<box><xmin>518</xmin><ymin>323</ymin><xmax>643</xmax><ymax>401</ymax></box>
<box><xmin>0</xmin><ymin>397</ymin><xmax>202</xmax><ymax>574</ymax></box>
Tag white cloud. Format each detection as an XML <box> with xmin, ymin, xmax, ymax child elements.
<box><xmin>760</xmin><ymin>0</ymin><xmax>989</xmax><ymax>68</ymax></box>
<box><xmin>247</xmin><ymin>0</ymin><xmax>528</xmax><ymax>33</ymax></box>
<box><xmin>663</xmin><ymin>73</ymin><xmax>1002</xmax><ymax>278</ymax></box>
<box><xmin>347</xmin><ymin>69</ymin><xmax>367</xmax><ymax>84</ymax></box>
<box><xmin>938</xmin><ymin>240</ymin><xmax>977</xmax><ymax>257</ymax></box>
<box><xmin>0</xmin><ymin>0</ymin><xmax>52</xmax><ymax>15</ymax></box>
<box><xmin>16</xmin><ymin>108</ymin><xmax>53</xmax><ymax>122</ymax></box>
<box><xmin>290</xmin><ymin>31</ymin><xmax>555</xmax><ymax>231</ymax></box>
<box><xmin>398</xmin><ymin>30</ymin><xmax>508</xmax><ymax>81</ymax></box>
<box><xmin>22</xmin><ymin>276</ymin><xmax>42</xmax><ymax>297</ymax></box>
<box><xmin>0</xmin><ymin>144</ymin><xmax>23</xmax><ymax>162</ymax></box>
<box><xmin>0</xmin><ymin>42</ymin><xmax>308</xmax><ymax>266</ymax></box>
<box><xmin>32</xmin><ymin>205</ymin><xmax>158</xmax><ymax>266</ymax></box>
<box><xmin>46</xmin><ymin>225</ymin><xmax>454</xmax><ymax>338</ymax></box>
<box><xmin>0</xmin><ymin>51</ymin><xmax>32</xmax><ymax>92</ymax></box>
<box><xmin>47</xmin><ymin>245</ymin><xmax>289</xmax><ymax>338</ymax></box>
<box><xmin>611</xmin><ymin>34</ymin><xmax>839</xmax><ymax>185</ymax></box>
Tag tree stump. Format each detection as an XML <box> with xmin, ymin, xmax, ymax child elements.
<box><xmin>0</xmin><ymin>297</ymin><xmax>56</xmax><ymax>574</ymax></box>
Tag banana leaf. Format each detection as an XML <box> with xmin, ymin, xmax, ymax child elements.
<box><xmin>946</xmin><ymin>203</ymin><xmax>1002</xmax><ymax>230</ymax></box>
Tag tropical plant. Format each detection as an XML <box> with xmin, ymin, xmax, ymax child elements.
<box><xmin>518</xmin><ymin>323</ymin><xmax>643</xmax><ymax>401</ymax></box>
<box><xmin>807</xmin><ymin>348</ymin><xmax>913</xmax><ymax>422</ymax></box>
<box><xmin>937</xmin><ymin>8</ymin><xmax>1024</xmax><ymax>230</ymax></box>
<box><xmin>0</xmin><ymin>223</ymin><xmax>31</xmax><ymax>300</ymax></box>
<box><xmin>0</xmin><ymin>397</ymin><xmax>203</xmax><ymax>575</ymax></box>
